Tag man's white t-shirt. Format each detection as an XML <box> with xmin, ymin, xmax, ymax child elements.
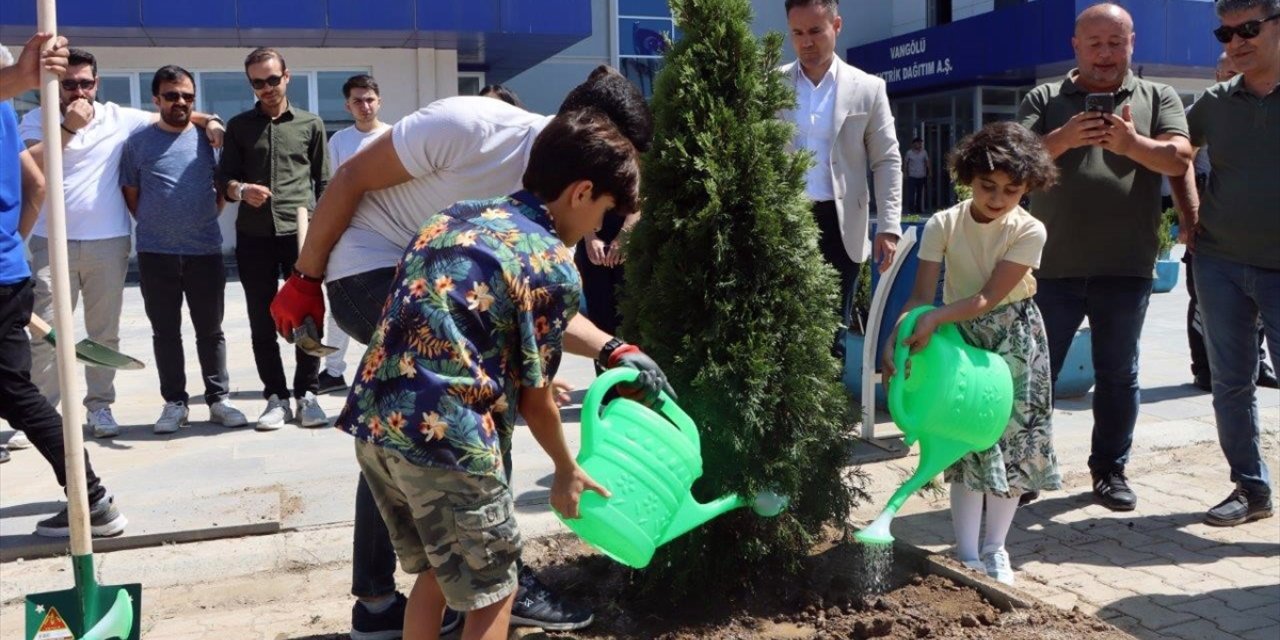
<box><xmin>327</xmin><ymin>96</ymin><xmax>553</xmax><ymax>282</ymax></box>
<box><xmin>328</xmin><ymin>122</ymin><xmax>391</xmax><ymax>169</ymax></box>
<box><xmin>19</xmin><ymin>102</ymin><xmax>153</xmax><ymax>240</ymax></box>
<box><xmin>905</xmin><ymin>148</ymin><xmax>929</xmax><ymax>179</ymax></box>
<box><xmin>792</xmin><ymin>65</ymin><xmax>837</xmax><ymax>201</ymax></box>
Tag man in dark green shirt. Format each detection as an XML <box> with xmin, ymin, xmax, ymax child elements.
<box><xmin>217</xmin><ymin>47</ymin><xmax>330</xmax><ymax>430</ymax></box>
<box><xmin>1017</xmin><ymin>2</ymin><xmax>1192</xmax><ymax>513</ymax></box>
<box><xmin>1180</xmin><ymin>0</ymin><xmax>1280</xmax><ymax>528</ymax></box>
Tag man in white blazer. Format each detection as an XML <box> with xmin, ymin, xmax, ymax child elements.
<box><xmin>781</xmin><ymin>0</ymin><xmax>902</xmax><ymax>345</ymax></box>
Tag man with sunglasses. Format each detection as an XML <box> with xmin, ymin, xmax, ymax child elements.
<box><xmin>1018</xmin><ymin>2</ymin><xmax>1192</xmax><ymax>512</ymax></box>
<box><xmin>18</xmin><ymin>48</ymin><xmax>225</xmax><ymax>438</ymax></box>
<box><xmin>1179</xmin><ymin>0</ymin><xmax>1280</xmax><ymax>527</ymax></box>
<box><xmin>217</xmin><ymin>47</ymin><xmax>330</xmax><ymax>431</ymax></box>
<box><xmin>119</xmin><ymin>65</ymin><xmax>250</xmax><ymax>435</ymax></box>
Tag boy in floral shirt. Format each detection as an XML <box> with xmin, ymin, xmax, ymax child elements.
<box><xmin>335</xmin><ymin>108</ymin><xmax>639</xmax><ymax>640</ymax></box>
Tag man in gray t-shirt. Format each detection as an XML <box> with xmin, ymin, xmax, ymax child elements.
<box><xmin>119</xmin><ymin>65</ymin><xmax>248</xmax><ymax>434</ymax></box>
<box><xmin>1017</xmin><ymin>3</ymin><xmax>1191</xmax><ymax>512</ymax></box>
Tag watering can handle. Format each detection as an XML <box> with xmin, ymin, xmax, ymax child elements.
<box><xmin>582</xmin><ymin>367</ymin><xmax>698</xmax><ymax>446</ymax></box>
<box><xmin>888</xmin><ymin>304</ymin><xmax>936</xmax><ymax>436</ymax></box>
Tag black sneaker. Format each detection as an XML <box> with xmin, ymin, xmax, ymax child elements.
<box><xmin>1258</xmin><ymin>368</ymin><xmax>1279</xmax><ymax>390</ymax></box>
<box><xmin>317</xmin><ymin>372</ymin><xmax>349</xmax><ymax>395</ymax></box>
<box><xmin>1092</xmin><ymin>470</ymin><xmax>1138</xmax><ymax>511</ymax></box>
<box><xmin>350</xmin><ymin>593</ymin><xmax>461</xmax><ymax>640</ymax></box>
<box><xmin>1205</xmin><ymin>487</ymin><xmax>1274</xmax><ymax>527</ymax></box>
<box><xmin>1192</xmin><ymin>374</ymin><xmax>1212</xmax><ymax>392</ymax></box>
<box><xmin>510</xmin><ymin>565</ymin><xmax>594</xmax><ymax>631</ymax></box>
<box><xmin>35</xmin><ymin>494</ymin><xmax>128</xmax><ymax>538</ymax></box>
<box><xmin>1018</xmin><ymin>490</ymin><xmax>1039</xmax><ymax>506</ymax></box>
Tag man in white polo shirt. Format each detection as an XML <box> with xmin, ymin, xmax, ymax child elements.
<box><xmin>20</xmin><ymin>48</ymin><xmax>223</xmax><ymax>437</ymax></box>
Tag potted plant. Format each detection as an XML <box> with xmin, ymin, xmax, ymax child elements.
<box><xmin>1153</xmin><ymin>207</ymin><xmax>1180</xmax><ymax>293</ymax></box>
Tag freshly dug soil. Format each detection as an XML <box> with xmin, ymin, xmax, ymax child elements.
<box><xmin>521</xmin><ymin>532</ymin><xmax>1133</xmax><ymax>640</ymax></box>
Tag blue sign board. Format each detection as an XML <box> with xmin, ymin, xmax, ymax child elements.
<box><xmin>848</xmin><ymin>0</ymin><xmax>1220</xmax><ymax>95</ymax></box>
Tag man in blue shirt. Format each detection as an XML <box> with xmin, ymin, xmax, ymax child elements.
<box><xmin>120</xmin><ymin>65</ymin><xmax>249</xmax><ymax>434</ymax></box>
<box><xmin>0</xmin><ymin>32</ymin><xmax>127</xmax><ymax>536</ymax></box>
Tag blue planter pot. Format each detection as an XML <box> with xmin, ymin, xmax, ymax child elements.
<box><xmin>1054</xmin><ymin>328</ymin><xmax>1095</xmax><ymax>399</ymax></box>
<box><xmin>1153</xmin><ymin>259</ymin><xmax>1180</xmax><ymax>294</ymax></box>
<box><xmin>841</xmin><ymin>330</ymin><xmax>887</xmax><ymax>406</ymax></box>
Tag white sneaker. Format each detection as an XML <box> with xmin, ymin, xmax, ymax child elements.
<box><xmin>209</xmin><ymin>399</ymin><xmax>249</xmax><ymax>428</ymax></box>
<box><xmin>153</xmin><ymin>402</ymin><xmax>189</xmax><ymax>434</ymax></box>
<box><xmin>7</xmin><ymin>430</ymin><xmax>31</xmax><ymax>449</ymax></box>
<box><xmin>960</xmin><ymin>558</ymin><xmax>986</xmax><ymax>573</ymax></box>
<box><xmin>296</xmin><ymin>392</ymin><xmax>328</xmax><ymax>428</ymax></box>
<box><xmin>981</xmin><ymin>545</ymin><xmax>1016</xmax><ymax>585</ymax></box>
<box><xmin>257</xmin><ymin>395</ymin><xmax>293</xmax><ymax>431</ymax></box>
<box><xmin>88</xmin><ymin>408</ymin><xmax>120</xmax><ymax>438</ymax></box>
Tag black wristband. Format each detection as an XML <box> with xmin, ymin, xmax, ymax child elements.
<box><xmin>597</xmin><ymin>337</ymin><xmax>625</xmax><ymax>369</ymax></box>
<box><xmin>292</xmin><ymin>267</ymin><xmax>323</xmax><ymax>283</ymax></box>
<box><xmin>60</xmin><ymin>123</ymin><xmax>77</xmax><ymax>135</ymax></box>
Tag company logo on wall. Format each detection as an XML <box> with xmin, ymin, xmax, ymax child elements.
<box><xmin>875</xmin><ymin>37</ymin><xmax>954</xmax><ymax>85</ymax></box>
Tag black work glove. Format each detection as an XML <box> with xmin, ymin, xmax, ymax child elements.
<box><xmin>598</xmin><ymin>342</ymin><xmax>677</xmax><ymax>406</ymax></box>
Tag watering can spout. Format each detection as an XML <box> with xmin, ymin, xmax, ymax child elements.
<box><xmin>885</xmin><ymin>435</ymin><xmax>970</xmax><ymax>514</ymax></box>
<box><xmin>659</xmin><ymin>494</ymin><xmax>748</xmax><ymax>544</ymax></box>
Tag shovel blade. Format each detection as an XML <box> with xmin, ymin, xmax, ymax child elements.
<box><xmin>26</xmin><ymin>583</ymin><xmax>141</xmax><ymax>640</ymax></box>
<box><xmin>73</xmin><ymin>339</ymin><xmax>145</xmax><ymax>371</ymax></box>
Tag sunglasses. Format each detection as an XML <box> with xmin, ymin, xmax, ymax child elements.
<box><xmin>1213</xmin><ymin>13</ymin><xmax>1280</xmax><ymax>44</ymax></box>
<box><xmin>60</xmin><ymin>78</ymin><xmax>96</xmax><ymax>91</ymax></box>
<box><xmin>249</xmin><ymin>75</ymin><xmax>284</xmax><ymax>90</ymax></box>
<box><xmin>161</xmin><ymin>91</ymin><xmax>196</xmax><ymax>103</ymax></box>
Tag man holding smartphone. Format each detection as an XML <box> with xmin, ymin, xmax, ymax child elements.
<box><xmin>1018</xmin><ymin>2</ymin><xmax>1192</xmax><ymax>512</ymax></box>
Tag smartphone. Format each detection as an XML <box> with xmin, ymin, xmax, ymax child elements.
<box><xmin>1085</xmin><ymin>93</ymin><xmax>1115</xmax><ymax>126</ymax></box>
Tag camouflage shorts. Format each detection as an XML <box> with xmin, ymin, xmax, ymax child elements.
<box><xmin>355</xmin><ymin>440</ymin><xmax>521</xmax><ymax>611</ymax></box>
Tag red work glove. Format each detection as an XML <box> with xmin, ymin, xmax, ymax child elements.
<box><xmin>272</xmin><ymin>271</ymin><xmax>325</xmax><ymax>339</ymax></box>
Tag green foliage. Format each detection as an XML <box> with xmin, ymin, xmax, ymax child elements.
<box><xmin>620</xmin><ymin>0</ymin><xmax>862</xmax><ymax>597</ymax></box>
<box><xmin>1158</xmin><ymin>208</ymin><xmax>1178</xmax><ymax>257</ymax></box>
<box><xmin>953</xmin><ymin>182</ymin><xmax>973</xmax><ymax>203</ymax></box>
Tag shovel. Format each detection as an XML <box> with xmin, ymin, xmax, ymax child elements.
<box><xmin>25</xmin><ymin>3</ymin><xmax>142</xmax><ymax>637</ymax></box>
<box><xmin>27</xmin><ymin>314</ymin><xmax>145</xmax><ymax>371</ymax></box>
<box><xmin>291</xmin><ymin>207</ymin><xmax>337</xmax><ymax>358</ymax></box>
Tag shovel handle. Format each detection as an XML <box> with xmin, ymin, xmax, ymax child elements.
<box><xmin>26</xmin><ymin>313</ymin><xmax>54</xmax><ymax>340</ymax></box>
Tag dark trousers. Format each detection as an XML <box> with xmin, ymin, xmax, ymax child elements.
<box><xmin>0</xmin><ymin>278</ymin><xmax>107</xmax><ymax>504</ymax></box>
<box><xmin>1036</xmin><ymin>276</ymin><xmax>1153</xmax><ymax>476</ymax></box>
<box><xmin>574</xmin><ymin>250</ymin><xmax>624</xmax><ymax>337</ymax></box>
<box><xmin>138</xmin><ymin>253</ymin><xmax>230</xmax><ymax>405</ymax></box>
<box><xmin>1184</xmin><ymin>252</ymin><xmax>1272</xmax><ymax>382</ymax></box>
<box><xmin>906</xmin><ymin>176</ymin><xmax>928</xmax><ymax>214</ymax></box>
<box><xmin>234</xmin><ymin>233</ymin><xmax>319</xmax><ymax>400</ymax></box>
<box><xmin>330</xmin><ymin>267</ymin><xmax>522</xmax><ymax>598</ymax></box>
<box><xmin>813</xmin><ymin>201</ymin><xmax>859</xmax><ymax>357</ymax></box>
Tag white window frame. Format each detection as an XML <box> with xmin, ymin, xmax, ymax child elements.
<box><xmin>458</xmin><ymin>71</ymin><xmax>486</xmax><ymax>95</ymax></box>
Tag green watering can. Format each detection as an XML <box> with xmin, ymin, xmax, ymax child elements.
<box><xmin>557</xmin><ymin>368</ymin><xmax>788</xmax><ymax>568</ymax></box>
<box><xmin>856</xmin><ymin>305</ymin><xmax>1014</xmax><ymax>545</ymax></box>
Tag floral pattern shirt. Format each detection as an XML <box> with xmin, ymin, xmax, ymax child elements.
<box><xmin>334</xmin><ymin>191</ymin><xmax>580</xmax><ymax>476</ymax></box>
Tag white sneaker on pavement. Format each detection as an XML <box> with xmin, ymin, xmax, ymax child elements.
<box><xmin>88</xmin><ymin>407</ymin><xmax>120</xmax><ymax>438</ymax></box>
<box><xmin>7</xmin><ymin>430</ymin><xmax>31</xmax><ymax>449</ymax></box>
<box><xmin>981</xmin><ymin>545</ymin><xmax>1016</xmax><ymax>585</ymax></box>
<box><xmin>257</xmin><ymin>395</ymin><xmax>292</xmax><ymax>431</ymax></box>
<box><xmin>153</xmin><ymin>401</ymin><xmax>189</xmax><ymax>434</ymax></box>
<box><xmin>296</xmin><ymin>392</ymin><xmax>328</xmax><ymax>428</ymax></box>
<box><xmin>209</xmin><ymin>399</ymin><xmax>249</xmax><ymax>428</ymax></box>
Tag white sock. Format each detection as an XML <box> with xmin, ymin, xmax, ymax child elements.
<box><xmin>360</xmin><ymin>594</ymin><xmax>395</xmax><ymax>614</ymax></box>
<box><xmin>950</xmin><ymin>483</ymin><xmax>984</xmax><ymax>562</ymax></box>
<box><xmin>982</xmin><ymin>493</ymin><xmax>1020</xmax><ymax>552</ymax></box>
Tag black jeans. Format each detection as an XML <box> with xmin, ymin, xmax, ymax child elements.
<box><xmin>235</xmin><ymin>233</ymin><xmax>319</xmax><ymax>400</ymax></box>
<box><xmin>138</xmin><ymin>253</ymin><xmax>230</xmax><ymax>405</ymax></box>
<box><xmin>574</xmin><ymin>249</ymin><xmax>625</xmax><ymax>337</ymax></box>
<box><xmin>906</xmin><ymin>176</ymin><xmax>928</xmax><ymax>214</ymax></box>
<box><xmin>331</xmin><ymin>267</ymin><xmax>521</xmax><ymax>598</ymax></box>
<box><xmin>0</xmin><ymin>278</ymin><xmax>107</xmax><ymax>504</ymax></box>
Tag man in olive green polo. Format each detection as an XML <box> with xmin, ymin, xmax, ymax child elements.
<box><xmin>1181</xmin><ymin>0</ymin><xmax>1280</xmax><ymax>527</ymax></box>
<box><xmin>1017</xmin><ymin>2</ymin><xmax>1192</xmax><ymax>512</ymax></box>
<box><xmin>217</xmin><ymin>47</ymin><xmax>330</xmax><ymax>430</ymax></box>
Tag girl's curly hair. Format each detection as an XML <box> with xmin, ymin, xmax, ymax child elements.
<box><xmin>948</xmin><ymin>121</ymin><xmax>1059</xmax><ymax>192</ymax></box>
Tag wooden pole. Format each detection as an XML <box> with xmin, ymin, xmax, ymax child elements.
<box><xmin>37</xmin><ymin>0</ymin><xmax>93</xmax><ymax>560</ymax></box>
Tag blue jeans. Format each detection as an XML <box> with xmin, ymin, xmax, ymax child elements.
<box><xmin>1036</xmin><ymin>276</ymin><xmax>1153</xmax><ymax>476</ymax></box>
<box><xmin>1193</xmin><ymin>253</ymin><xmax>1279</xmax><ymax>496</ymax></box>
<box><xmin>330</xmin><ymin>268</ymin><xmax>519</xmax><ymax>597</ymax></box>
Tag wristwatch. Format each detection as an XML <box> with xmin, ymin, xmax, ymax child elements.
<box><xmin>597</xmin><ymin>337</ymin><xmax>625</xmax><ymax>370</ymax></box>
<box><xmin>235</xmin><ymin>182</ymin><xmax>246</xmax><ymax>201</ymax></box>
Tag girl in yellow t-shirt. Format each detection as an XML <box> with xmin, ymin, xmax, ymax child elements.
<box><xmin>883</xmin><ymin>122</ymin><xmax>1061</xmax><ymax>586</ymax></box>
